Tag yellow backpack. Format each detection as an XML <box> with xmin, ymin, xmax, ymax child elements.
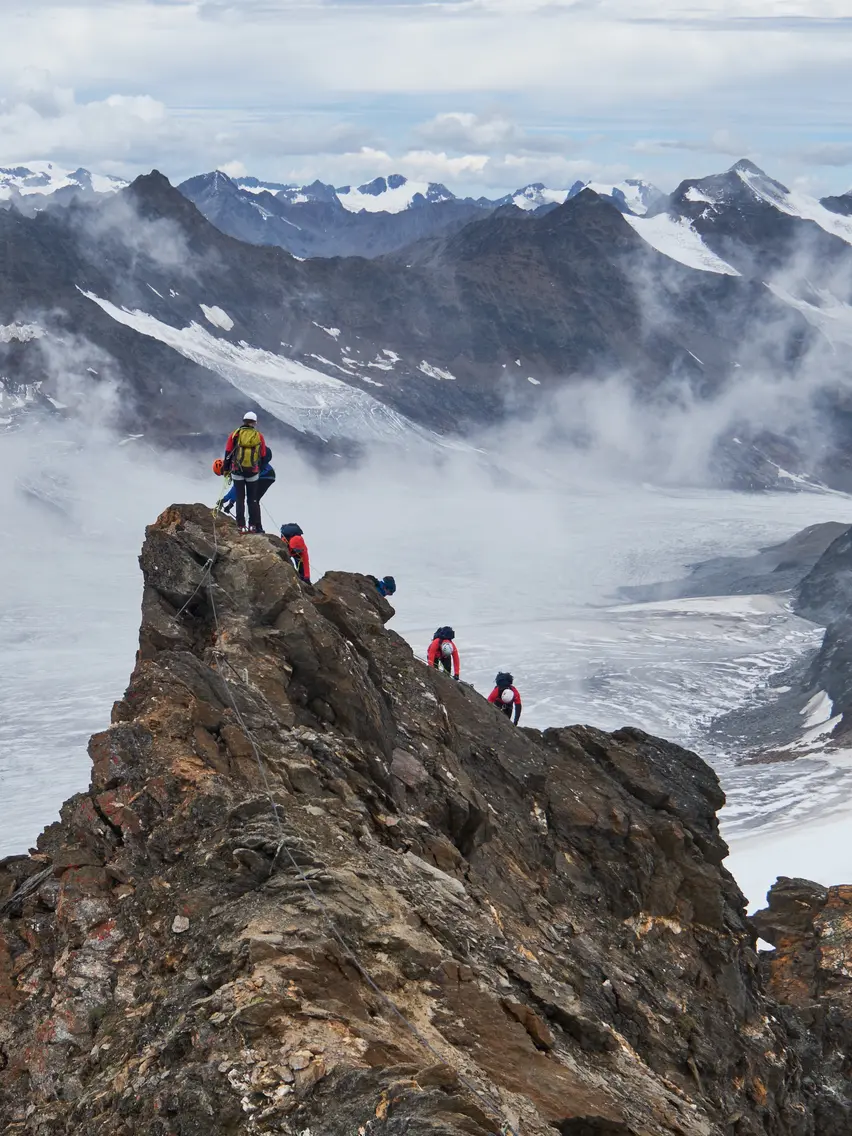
<box><xmin>233</xmin><ymin>425</ymin><xmax>262</xmax><ymax>473</ymax></box>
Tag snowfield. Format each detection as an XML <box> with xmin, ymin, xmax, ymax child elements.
<box><xmin>337</xmin><ymin>179</ymin><xmax>451</xmax><ymax>213</ymax></box>
<box><xmin>84</xmin><ymin>293</ymin><xmax>459</xmax><ymax>448</ymax></box>
<box><xmin>0</xmin><ymin>160</ymin><xmax>126</xmax><ymax>198</ymax></box>
<box><xmin>624</xmin><ymin>213</ymin><xmax>741</xmax><ymax>275</ymax></box>
<box><xmin>511</xmin><ymin>185</ymin><xmax>569</xmax><ymax>210</ymax></box>
<box><xmin>0</xmin><ymin>322</ymin><xmax>44</xmax><ymax>343</ymax></box>
<box><xmin>737</xmin><ymin>164</ymin><xmax>852</xmax><ymax>246</ymax></box>
<box><xmin>200</xmin><ymin>303</ymin><xmax>235</xmax><ymax>331</ymax></box>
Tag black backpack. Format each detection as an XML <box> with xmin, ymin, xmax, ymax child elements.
<box><xmin>495</xmin><ymin>672</ymin><xmax>513</xmax><ymax>688</ymax></box>
<box><xmin>433</xmin><ymin>625</ymin><xmax>455</xmax><ymax>641</ymax></box>
<box><xmin>280</xmin><ymin>522</ymin><xmax>304</xmax><ymax>539</ymax></box>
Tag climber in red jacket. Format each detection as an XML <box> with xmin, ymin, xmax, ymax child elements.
<box><xmin>427</xmin><ymin>626</ymin><xmax>460</xmax><ymax>679</ymax></box>
<box><xmin>280</xmin><ymin>523</ymin><xmax>311</xmax><ymax>583</ymax></box>
<box><xmin>488</xmin><ymin>672</ymin><xmax>522</xmax><ymax>724</ymax></box>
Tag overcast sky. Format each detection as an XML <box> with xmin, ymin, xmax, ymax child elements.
<box><xmin>2</xmin><ymin>0</ymin><xmax>852</xmax><ymax>196</ymax></box>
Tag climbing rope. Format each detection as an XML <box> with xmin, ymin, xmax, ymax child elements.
<box><xmin>176</xmin><ymin>507</ymin><xmax>519</xmax><ymax>1136</ymax></box>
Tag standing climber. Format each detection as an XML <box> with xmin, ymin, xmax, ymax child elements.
<box><xmin>222</xmin><ymin>411</ymin><xmax>267</xmax><ymax>533</ymax></box>
<box><xmin>428</xmin><ymin>626</ymin><xmax>460</xmax><ymax>680</ymax></box>
<box><xmin>281</xmin><ymin>523</ymin><xmax>311</xmax><ymax>583</ymax></box>
<box><xmin>221</xmin><ymin>446</ymin><xmax>275</xmax><ymax>516</ymax></box>
<box><xmin>366</xmin><ymin>575</ymin><xmax>396</xmax><ymax>598</ymax></box>
<box><xmin>488</xmin><ymin>672</ymin><xmax>522</xmax><ymax>724</ymax></box>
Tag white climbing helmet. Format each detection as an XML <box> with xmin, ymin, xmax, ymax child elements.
<box><xmin>441</xmin><ymin>641</ymin><xmax>454</xmax><ymax>657</ymax></box>
<box><xmin>501</xmin><ymin>688</ymin><xmax>515</xmax><ymax>704</ymax></box>
<box><xmin>243</xmin><ymin>411</ymin><xmax>258</xmax><ymax>422</ymax></box>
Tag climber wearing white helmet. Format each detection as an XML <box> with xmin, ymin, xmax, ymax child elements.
<box><xmin>427</xmin><ymin>626</ymin><xmax>460</xmax><ymax>680</ymax></box>
<box><xmin>488</xmin><ymin>672</ymin><xmax>522</xmax><ymax>724</ymax></box>
<box><xmin>222</xmin><ymin>411</ymin><xmax>266</xmax><ymax>534</ymax></box>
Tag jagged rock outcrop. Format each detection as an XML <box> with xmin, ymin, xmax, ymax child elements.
<box><xmin>795</xmin><ymin>525</ymin><xmax>852</xmax><ymax>626</ymax></box>
<box><xmin>751</xmin><ymin>878</ymin><xmax>852</xmax><ymax>1131</ymax></box>
<box><xmin>793</xmin><ymin>525</ymin><xmax>852</xmax><ymax>735</ymax></box>
<box><xmin>1</xmin><ymin>503</ymin><xmax>850</xmax><ymax>1134</ymax></box>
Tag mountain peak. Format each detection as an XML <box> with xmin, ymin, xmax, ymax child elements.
<box><xmin>729</xmin><ymin>158</ymin><xmax>767</xmax><ymax>177</ymax></box>
<box><xmin>356</xmin><ymin>174</ymin><xmax>409</xmax><ymax>196</ymax></box>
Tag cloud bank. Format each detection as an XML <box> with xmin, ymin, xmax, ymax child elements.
<box><xmin>1</xmin><ymin>1</ymin><xmax>851</xmax><ymax>194</ymax></box>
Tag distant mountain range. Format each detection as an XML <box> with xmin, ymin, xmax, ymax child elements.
<box><xmin>0</xmin><ymin>162</ymin><xmax>128</xmax><ymax>213</ymax></box>
<box><xmin>0</xmin><ymin>161</ymin><xmax>668</xmax><ymax>258</ymax></box>
<box><xmin>2</xmin><ymin>157</ymin><xmax>852</xmax><ymax>487</ymax></box>
<box><xmin>178</xmin><ymin>171</ymin><xmax>669</xmax><ymax>259</ymax></box>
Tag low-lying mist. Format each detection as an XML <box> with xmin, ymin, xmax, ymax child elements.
<box><xmin>4</xmin><ymin>412</ymin><xmax>852</xmax><ymax>859</ymax></box>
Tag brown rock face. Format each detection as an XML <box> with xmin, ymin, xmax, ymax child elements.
<box><xmin>750</xmin><ymin>878</ymin><xmax>852</xmax><ymax>1133</ymax></box>
<box><xmin>0</xmin><ymin>503</ymin><xmax>849</xmax><ymax>1134</ymax></box>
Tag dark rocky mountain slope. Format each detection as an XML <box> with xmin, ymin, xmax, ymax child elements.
<box><xmin>793</xmin><ymin>525</ymin><xmax>852</xmax><ymax>737</ymax></box>
<box><xmin>1</xmin><ymin>503</ymin><xmax>851</xmax><ymax>1133</ymax></box>
<box><xmin>663</xmin><ymin>160</ymin><xmax>852</xmax><ymax>285</ymax></box>
<box><xmin>821</xmin><ymin>191</ymin><xmax>852</xmax><ymax>217</ymax></box>
<box><xmin>0</xmin><ymin>173</ymin><xmax>828</xmax><ymax>464</ymax></box>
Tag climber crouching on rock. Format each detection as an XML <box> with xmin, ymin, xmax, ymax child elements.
<box><xmin>488</xmin><ymin>672</ymin><xmax>522</xmax><ymax>724</ymax></box>
<box><xmin>367</xmin><ymin>575</ymin><xmax>396</xmax><ymax>598</ymax></box>
<box><xmin>281</xmin><ymin>523</ymin><xmax>311</xmax><ymax>583</ymax></box>
<box><xmin>428</xmin><ymin>626</ymin><xmax>460</xmax><ymax>680</ymax></box>
<box><xmin>222</xmin><ymin>411</ymin><xmax>267</xmax><ymax>533</ymax></box>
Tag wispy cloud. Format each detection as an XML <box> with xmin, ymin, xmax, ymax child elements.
<box><xmin>416</xmin><ymin>111</ymin><xmax>583</xmax><ymax>156</ymax></box>
<box><xmin>632</xmin><ymin>129</ymin><xmax>752</xmax><ymax>159</ymax></box>
<box><xmin>794</xmin><ymin>142</ymin><xmax>852</xmax><ymax>168</ymax></box>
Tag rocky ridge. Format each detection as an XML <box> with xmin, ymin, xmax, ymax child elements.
<box><xmin>1</xmin><ymin>503</ymin><xmax>851</xmax><ymax>1134</ymax></box>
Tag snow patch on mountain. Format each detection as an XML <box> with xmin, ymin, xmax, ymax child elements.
<box><xmin>83</xmin><ymin>292</ymin><xmax>457</xmax><ymax>448</ymax></box>
<box><xmin>0</xmin><ymin>161</ymin><xmax>126</xmax><ymax>199</ymax></box>
<box><xmin>337</xmin><ymin>175</ymin><xmax>454</xmax><ymax>214</ymax></box>
<box><xmin>584</xmin><ymin>179</ymin><xmax>661</xmax><ymax>216</ymax></box>
<box><xmin>418</xmin><ymin>360</ymin><xmax>457</xmax><ymax>381</ymax></box>
<box><xmin>685</xmin><ymin>186</ymin><xmax>716</xmax><ymax>206</ymax></box>
<box><xmin>510</xmin><ymin>184</ymin><xmax>570</xmax><ymax>211</ymax></box>
<box><xmin>624</xmin><ymin>213</ymin><xmax>740</xmax><ymax>275</ymax></box>
<box><xmin>736</xmin><ymin>165</ymin><xmax>852</xmax><ymax>247</ymax></box>
<box><xmin>200</xmin><ymin>304</ymin><xmax>234</xmax><ymax>331</ymax></box>
<box><xmin>508</xmin><ymin>178</ymin><xmax>662</xmax><ymax>215</ymax></box>
<box><xmin>233</xmin><ymin>176</ymin><xmax>292</xmax><ymax>196</ymax></box>
<box><xmin>0</xmin><ymin>322</ymin><xmax>44</xmax><ymax>343</ymax></box>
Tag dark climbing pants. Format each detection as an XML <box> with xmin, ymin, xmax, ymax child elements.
<box><xmin>233</xmin><ymin>475</ymin><xmax>261</xmax><ymax>531</ymax></box>
<box><xmin>292</xmin><ymin>552</ymin><xmax>308</xmax><ymax>582</ymax></box>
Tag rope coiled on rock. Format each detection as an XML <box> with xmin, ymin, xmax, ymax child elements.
<box><xmin>176</xmin><ymin>512</ymin><xmax>520</xmax><ymax>1136</ymax></box>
